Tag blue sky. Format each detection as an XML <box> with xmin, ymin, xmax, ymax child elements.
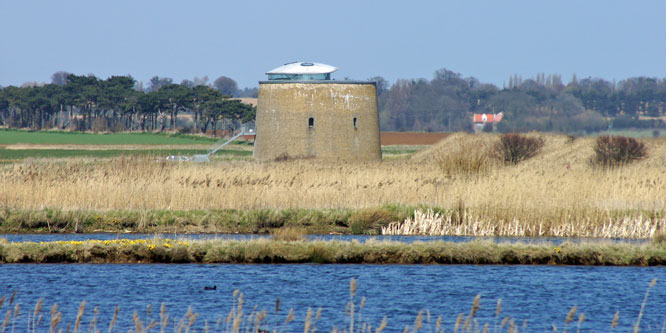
<box><xmin>1</xmin><ymin>1</ymin><xmax>665</xmax><ymax>89</ymax></box>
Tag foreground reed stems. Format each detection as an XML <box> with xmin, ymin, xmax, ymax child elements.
<box><xmin>0</xmin><ymin>279</ymin><xmax>663</xmax><ymax>332</ymax></box>
<box><xmin>49</xmin><ymin>304</ymin><xmax>60</xmax><ymax>333</ymax></box>
<box><xmin>349</xmin><ymin>278</ymin><xmax>356</xmax><ymax>333</ymax></box>
<box><xmin>109</xmin><ymin>305</ymin><xmax>119</xmax><ymax>333</ymax></box>
<box><xmin>11</xmin><ymin>304</ymin><xmax>18</xmax><ymax>333</ymax></box>
<box><xmin>30</xmin><ymin>298</ymin><xmax>42</xmax><ymax>333</ymax></box>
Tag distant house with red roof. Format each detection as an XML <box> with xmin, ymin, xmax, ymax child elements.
<box><xmin>473</xmin><ymin>112</ymin><xmax>503</xmax><ymax>132</ymax></box>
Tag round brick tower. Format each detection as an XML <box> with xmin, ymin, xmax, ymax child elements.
<box><xmin>253</xmin><ymin>62</ymin><xmax>381</xmax><ymax>162</ymax></box>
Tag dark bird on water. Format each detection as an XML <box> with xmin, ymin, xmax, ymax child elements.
<box><xmin>204</xmin><ymin>285</ymin><xmax>216</xmax><ymax>290</ymax></box>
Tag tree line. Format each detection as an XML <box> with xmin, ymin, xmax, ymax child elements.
<box><xmin>376</xmin><ymin>69</ymin><xmax>666</xmax><ymax>133</ymax></box>
<box><xmin>2</xmin><ymin>69</ymin><xmax>666</xmax><ymax>134</ymax></box>
<box><xmin>0</xmin><ymin>72</ymin><xmax>256</xmax><ymax>134</ymax></box>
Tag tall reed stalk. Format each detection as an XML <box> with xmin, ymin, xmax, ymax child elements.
<box><xmin>634</xmin><ymin>278</ymin><xmax>658</xmax><ymax>333</ymax></box>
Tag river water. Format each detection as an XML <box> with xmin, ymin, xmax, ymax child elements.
<box><xmin>1</xmin><ymin>264</ymin><xmax>665</xmax><ymax>332</ymax></box>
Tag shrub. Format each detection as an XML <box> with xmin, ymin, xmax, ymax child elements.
<box><xmin>592</xmin><ymin>136</ymin><xmax>647</xmax><ymax>168</ymax></box>
<box><xmin>493</xmin><ymin>133</ymin><xmax>545</xmax><ymax>164</ymax></box>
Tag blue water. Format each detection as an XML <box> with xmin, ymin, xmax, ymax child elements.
<box><xmin>0</xmin><ymin>233</ymin><xmax>648</xmax><ymax>245</ymax></box>
<box><xmin>1</xmin><ymin>264</ymin><xmax>665</xmax><ymax>332</ymax></box>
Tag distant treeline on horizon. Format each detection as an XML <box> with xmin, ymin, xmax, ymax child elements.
<box><xmin>1</xmin><ymin>69</ymin><xmax>665</xmax><ymax>134</ymax></box>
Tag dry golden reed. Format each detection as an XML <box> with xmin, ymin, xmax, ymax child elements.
<box><xmin>270</xmin><ymin>227</ymin><xmax>306</xmax><ymax>242</ymax></box>
<box><xmin>382</xmin><ymin>209</ymin><xmax>665</xmax><ymax>238</ymax></box>
<box><xmin>73</xmin><ymin>300</ymin><xmax>85</xmax><ymax>333</ymax></box>
<box><xmin>1</xmin><ymin>133</ymin><xmax>665</xmax><ymax>238</ymax></box>
<box><xmin>634</xmin><ymin>278</ymin><xmax>658</xmax><ymax>333</ymax></box>
<box><xmin>2</xmin><ymin>310</ymin><xmax>9</xmax><ymax>332</ymax></box>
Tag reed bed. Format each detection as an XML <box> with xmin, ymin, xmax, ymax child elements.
<box><xmin>0</xmin><ymin>277</ymin><xmax>661</xmax><ymax>332</ymax></box>
<box><xmin>382</xmin><ymin>209</ymin><xmax>666</xmax><ymax>238</ymax></box>
<box><xmin>1</xmin><ymin>133</ymin><xmax>665</xmax><ymax>238</ymax></box>
<box><xmin>1</xmin><ymin>237</ymin><xmax>666</xmax><ymax>265</ymax></box>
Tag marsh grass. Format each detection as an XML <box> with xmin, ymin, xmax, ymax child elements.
<box><xmin>436</xmin><ymin>140</ymin><xmax>496</xmax><ymax>179</ymax></box>
<box><xmin>2</xmin><ymin>238</ymin><xmax>666</xmax><ymax>265</ymax></box>
<box><xmin>1</xmin><ymin>133</ymin><xmax>666</xmax><ymax>239</ymax></box>
<box><xmin>0</xmin><ymin>206</ymin><xmax>414</xmax><ymax>235</ymax></box>
<box><xmin>348</xmin><ymin>208</ymin><xmax>396</xmax><ymax>235</ymax></box>
<box><xmin>270</xmin><ymin>227</ymin><xmax>306</xmax><ymax>241</ymax></box>
<box><xmin>383</xmin><ymin>209</ymin><xmax>666</xmax><ymax>239</ymax></box>
<box><xmin>1</xmin><ymin>278</ymin><xmax>661</xmax><ymax>332</ymax></box>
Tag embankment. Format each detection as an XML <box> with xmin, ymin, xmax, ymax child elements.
<box><xmin>1</xmin><ymin>238</ymin><xmax>666</xmax><ymax>265</ymax></box>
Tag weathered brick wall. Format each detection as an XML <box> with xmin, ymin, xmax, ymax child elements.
<box><xmin>254</xmin><ymin>82</ymin><xmax>382</xmax><ymax>162</ymax></box>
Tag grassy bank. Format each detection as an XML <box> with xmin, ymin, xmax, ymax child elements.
<box><xmin>0</xmin><ymin>207</ymin><xmax>415</xmax><ymax>234</ymax></box>
<box><xmin>1</xmin><ymin>237</ymin><xmax>666</xmax><ymax>265</ymax></box>
<box><xmin>1</xmin><ymin>206</ymin><xmax>664</xmax><ymax>238</ymax></box>
<box><xmin>1</xmin><ymin>132</ymin><xmax>665</xmax><ymax>238</ymax></box>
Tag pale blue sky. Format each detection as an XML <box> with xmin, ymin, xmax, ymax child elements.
<box><xmin>1</xmin><ymin>1</ymin><xmax>665</xmax><ymax>89</ymax></box>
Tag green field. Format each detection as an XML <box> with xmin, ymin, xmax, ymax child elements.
<box><xmin>0</xmin><ymin>148</ymin><xmax>252</xmax><ymax>160</ymax></box>
<box><xmin>0</xmin><ymin>129</ymin><xmax>218</xmax><ymax>145</ymax></box>
<box><xmin>381</xmin><ymin>145</ymin><xmax>427</xmax><ymax>158</ymax></box>
<box><xmin>1</xmin><ymin>147</ymin><xmax>411</xmax><ymax>161</ymax></box>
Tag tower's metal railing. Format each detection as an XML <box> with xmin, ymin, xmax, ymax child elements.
<box><xmin>190</xmin><ymin>123</ymin><xmax>254</xmax><ymax>162</ymax></box>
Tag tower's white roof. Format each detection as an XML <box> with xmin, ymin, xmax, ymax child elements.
<box><xmin>266</xmin><ymin>62</ymin><xmax>338</xmax><ymax>75</ymax></box>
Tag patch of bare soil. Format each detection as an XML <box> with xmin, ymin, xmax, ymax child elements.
<box><xmin>380</xmin><ymin>132</ymin><xmax>450</xmax><ymax>145</ymax></box>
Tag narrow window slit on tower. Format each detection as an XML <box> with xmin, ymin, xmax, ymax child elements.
<box><xmin>309</xmin><ymin>117</ymin><xmax>314</xmax><ymax>128</ymax></box>
<box><xmin>353</xmin><ymin>117</ymin><xmax>358</xmax><ymax>129</ymax></box>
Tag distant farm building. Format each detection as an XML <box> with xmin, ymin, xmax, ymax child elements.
<box><xmin>473</xmin><ymin>112</ymin><xmax>503</xmax><ymax>132</ymax></box>
<box><xmin>253</xmin><ymin>62</ymin><xmax>382</xmax><ymax>161</ymax></box>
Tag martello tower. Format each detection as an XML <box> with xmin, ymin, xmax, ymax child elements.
<box><xmin>253</xmin><ymin>62</ymin><xmax>382</xmax><ymax>162</ymax></box>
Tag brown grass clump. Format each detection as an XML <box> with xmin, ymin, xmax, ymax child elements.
<box><xmin>592</xmin><ymin>135</ymin><xmax>648</xmax><ymax>168</ymax></box>
<box><xmin>493</xmin><ymin>133</ymin><xmax>545</xmax><ymax>164</ymax></box>
<box><xmin>348</xmin><ymin>208</ymin><xmax>396</xmax><ymax>235</ymax></box>
<box><xmin>436</xmin><ymin>138</ymin><xmax>496</xmax><ymax>178</ymax></box>
<box><xmin>270</xmin><ymin>227</ymin><xmax>306</xmax><ymax>242</ymax></box>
